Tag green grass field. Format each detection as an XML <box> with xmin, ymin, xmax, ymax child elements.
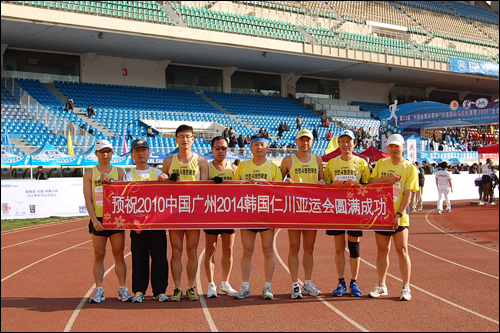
<box><xmin>1</xmin><ymin>216</ymin><xmax>88</xmax><ymax>231</ymax></box>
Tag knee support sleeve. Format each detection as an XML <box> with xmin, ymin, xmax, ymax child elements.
<box><xmin>348</xmin><ymin>241</ymin><xmax>360</xmax><ymax>258</ymax></box>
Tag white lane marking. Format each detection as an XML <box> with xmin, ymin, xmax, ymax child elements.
<box><xmin>359</xmin><ymin>257</ymin><xmax>499</xmax><ymax>325</ymax></box>
<box><xmin>1</xmin><ymin>219</ymin><xmax>86</xmax><ymax>235</ymax></box>
<box><xmin>64</xmin><ymin>252</ymin><xmax>132</xmax><ymax>332</ymax></box>
<box><xmin>1</xmin><ymin>240</ymin><xmax>91</xmax><ymax>282</ymax></box>
<box><xmin>408</xmin><ymin>243</ymin><xmax>498</xmax><ymax>279</ymax></box>
<box><xmin>425</xmin><ymin>209</ymin><xmax>499</xmax><ymax>253</ymax></box>
<box><xmin>273</xmin><ymin>229</ymin><xmax>369</xmax><ymax>332</ymax></box>
<box><xmin>1</xmin><ymin>227</ymin><xmax>86</xmax><ymax>250</ymax></box>
<box><xmin>196</xmin><ymin>249</ymin><xmax>218</xmax><ymax>332</ymax></box>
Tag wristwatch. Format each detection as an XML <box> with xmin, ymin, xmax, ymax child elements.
<box><xmin>396</xmin><ymin>212</ymin><xmax>403</xmax><ymax>218</ymax></box>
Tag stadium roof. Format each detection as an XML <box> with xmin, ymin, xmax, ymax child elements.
<box><xmin>1</xmin><ymin>12</ymin><xmax>498</xmax><ymax>96</ymax></box>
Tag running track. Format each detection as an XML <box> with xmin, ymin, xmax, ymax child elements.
<box><xmin>2</xmin><ymin>200</ymin><xmax>498</xmax><ymax>332</ymax></box>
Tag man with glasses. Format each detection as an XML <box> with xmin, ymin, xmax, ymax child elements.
<box><xmin>162</xmin><ymin>125</ymin><xmax>209</xmax><ymax>301</ymax></box>
<box><xmin>83</xmin><ymin>140</ymin><xmax>132</xmax><ymax>303</ymax></box>
<box><xmin>204</xmin><ymin>136</ymin><xmax>239</xmax><ymax>298</ymax></box>
<box><xmin>233</xmin><ymin>133</ymin><xmax>282</xmax><ymax>300</ymax></box>
<box><xmin>280</xmin><ymin>129</ymin><xmax>325</xmax><ymax>299</ymax></box>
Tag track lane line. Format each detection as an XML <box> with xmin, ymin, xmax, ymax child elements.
<box><xmin>424</xmin><ymin>209</ymin><xmax>499</xmax><ymax>253</ymax></box>
<box><xmin>273</xmin><ymin>229</ymin><xmax>370</xmax><ymax>332</ymax></box>
<box><xmin>196</xmin><ymin>249</ymin><xmax>218</xmax><ymax>332</ymax></box>
<box><xmin>1</xmin><ymin>227</ymin><xmax>86</xmax><ymax>250</ymax></box>
<box><xmin>1</xmin><ymin>240</ymin><xmax>91</xmax><ymax>282</ymax></box>
<box><xmin>1</xmin><ymin>219</ymin><xmax>87</xmax><ymax>235</ymax></box>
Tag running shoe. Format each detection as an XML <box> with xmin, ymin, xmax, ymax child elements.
<box><xmin>291</xmin><ymin>285</ymin><xmax>303</xmax><ymax>299</ymax></box>
<box><xmin>302</xmin><ymin>282</ymin><xmax>322</xmax><ymax>296</ymax></box>
<box><xmin>154</xmin><ymin>293</ymin><xmax>169</xmax><ymax>302</ymax></box>
<box><xmin>445</xmin><ymin>208</ymin><xmax>451</xmax><ymax>213</ymax></box>
<box><xmin>132</xmin><ymin>291</ymin><xmax>144</xmax><ymax>303</ymax></box>
<box><xmin>207</xmin><ymin>284</ymin><xmax>217</xmax><ymax>298</ymax></box>
<box><xmin>437</xmin><ymin>209</ymin><xmax>442</xmax><ymax>214</ymax></box>
<box><xmin>118</xmin><ymin>286</ymin><xmax>132</xmax><ymax>302</ymax></box>
<box><xmin>89</xmin><ymin>287</ymin><xmax>105</xmax><ymax>303</ymax></box>
<box><xmin>400</xmin><ymin>286</ymin><xmax>412</xmax><ymax>301</ymax></box>
<box><xmin>332</xmin><ymin>281</ymin><xmax>347</xmax><ymax>297</ymax></box>
<box><xmin>233</xmin><ymin>287</ymin><xmax>251</xmax><ymax>299</ymax></box>
<box><xmin>368</xmin><ymin>284</ymin><xmax>388</xmax><ymax>298</ymax></box>
<box><xmin>170</xmin><ymin>288</ymin><xmax>182</xmax><ymax>302</ymax></box>
<box><xmin>262</xmin><ymin>287</ymin><xmax>273</xmax><ymax>300</ymax></box>
<box><xmin>219</xmin><ymin>283</ymin><xmax>238</xmax><ymax>297</ymax></box>
<box><xmin>186</xmin><ymin>287</ymin><xmax>199</xmax><ymax>301</ymax></box>
<box><xmin>349</xmin><ymin>281</ymin><xmax>362</xmax><ymax>297</ymax></box>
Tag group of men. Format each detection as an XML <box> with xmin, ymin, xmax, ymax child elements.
<box><xmin>83</xmin><ymin>125</ymin><xmax>418</xmax><ymax>305</ymax></box>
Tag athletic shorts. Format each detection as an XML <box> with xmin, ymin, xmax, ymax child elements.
<box><xmin>482</xmin><ymin>175</ymin><xmax>492</xmax><ymax>184</ymax></box>
<box><xmin>247</xmin><ymin>228</ymin><xmax>270</xmax><ymax>233</ymax></box>
<box><xmin>326</xmin><ymin>230</ymin><xmax>363</xmax><ymax>237</ymax></box>
<box><xmin>375</xmin><ymin>226</ymin><xmax>408</xmax><ymax>237</ymax></box>
<box><xmin>203</xmin><ymin>229</ymin><xmax>235</xmax><ymax>235</ymax></box>
<box><xmin>88</xmin><ymin>218</ymin><xmax>124</xmax><ymax>237</ymax></box>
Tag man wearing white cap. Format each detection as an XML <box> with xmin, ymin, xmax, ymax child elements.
<box><xmin>368</xmin><ymin>134</ymin><xmax>418</xmax><ymax>301</ymax></box>
<box><xmin>125</xmin><ymin>139</ymin><xmax>170</xmax><ymax>303</ymax></box>
<box><xmin>324</xmin><ymin>129</ymin><xmax>371</xmax><ymax>298</ymax></box>
<box><xmin>83</xmin><ymin>140</ymin><xmax>131</xmax><ymax>303</ymax></box>
<box><xmin>280</xmin><ymin>129</ymin><xmax>325</xmax><ymax>299</ymax></box>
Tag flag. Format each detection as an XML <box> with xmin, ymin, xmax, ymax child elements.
<box><xmin>465</xmin><ymin>140</ymin><xmax>468</xmax><ymax>152</ymax></box>
<box><xmin>4</xmin><ymin>128</ymin><xmax>13</xmax><ymax>153</ymax></box>
<box><xmin>325</xmin><ymin>135</ymin><xmax>338</xmax><ymax>154</ymax></box>
<box><xmin>123</xmin><ymin>129</ymin><xmax>128</xmax><ymax>154</ymax></box>
<box><xmin>67</xmin><ymin>131</ymin><xmax>75</xmax><ymax>156</ymax></box>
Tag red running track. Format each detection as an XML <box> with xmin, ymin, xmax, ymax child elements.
<box><xmin>1</xmin><ymin>201</ymin><xmax>499</xmax><ymax>332</ymax></box>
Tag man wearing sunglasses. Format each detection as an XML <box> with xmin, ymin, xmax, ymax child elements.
<box><xmin>162</xmin><ymin>125</ymin><xmax>209</xmax><ymax>301</ymax></box>
<box><xmin>204</xmin><ymin>136</ymin><xmax>239</xmax><ymax>298</ymax></box>
<box><xmin>233</xmin><ymin>133</ymin><xmax>282</xmax><ymax>300</ymax></box>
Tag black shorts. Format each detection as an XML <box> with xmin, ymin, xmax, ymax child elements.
<box><xmin>375</xmin><ymin>226</ymin><xmax>408</xmax><ymax>237</ymax></box>
<box><xmin>203</xmin><ymin>229</ymin><xmax>235</xmax><ymax>235</ymax></box>
<box><xmin>326</xmin><ymin>230</ymin><xmax>363</xmax><ymax>237</ymax></box>
<box><xmin>247</xmin><ymin>228</ymin><xmax>270</xmax><ymax>233</ymax></box>
<box><xmin>88</xmin><ymin>218</ymin><xmax>124</xmax><ymax>237</ymax></box>
<box><xmin>482</xmin><ymin>175</ymin><xmax>492</xmax><ymax>184</ymax></box>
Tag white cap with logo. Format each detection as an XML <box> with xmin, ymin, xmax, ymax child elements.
<box><xmin>96</xmin><ymin>140</ymin><xmax>113</xmax><ymax>151</ymax></box>
<box><xmin>386</xmin><ymin>134</ymin><xmax>405</xmax><ymax>146</ymax></box>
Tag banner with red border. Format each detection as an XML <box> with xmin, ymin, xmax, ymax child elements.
<box><xmin>102</xmin><ymin>181</ymin><xmax>394</xmax><ymax>230</ymax></box>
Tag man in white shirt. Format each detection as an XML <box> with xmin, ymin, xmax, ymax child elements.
<box><xmin>435</xmin><ymin>162</ymin><xmax>453</xmax><ymax>214</ymax></box>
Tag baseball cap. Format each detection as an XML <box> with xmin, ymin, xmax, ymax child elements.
<box><xmin>95</xmin><ymin>140</ymin><xmax>113</xmax><ymax>151</ymax></box>
<box><xmin>386</xmin><ymin>134</ymin><xmax>405</xmax><ymax>146</ymax></box>
<box><xmin>338</xmin><ymin>129</ymin><xmax>355</xmax><ymax>140</ymax></box>
<box><xmin>296</xmin><ymin>129</ymin><xmax>313</xmax><ymax>140</ymax></box>
<box><xmin>131</xmin><ymin>138</ymin><xmax>149</xmax><ymax>151</ymax></box>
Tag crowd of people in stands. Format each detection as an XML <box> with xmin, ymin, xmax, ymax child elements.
<box><xmin>425</xmin><ymin>124</ymin><xmax>499</xmax><ymax>152</ymax></box>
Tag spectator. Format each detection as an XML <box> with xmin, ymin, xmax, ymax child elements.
<box><xmin>284</xmin><ymin>122</ymin><xmax>290</xmax><ymax>131</ymax></box>
<box><xmin>65</xmin><ymin>98</ymin><xmax>74</xmax><ymax>112</ymax></box>
<box><xmin>126</xmin><ymin>123</ymin><xmax>133</xmax><ymax>140</ymax></box>
<box><xmin>469</xmin><ymin>163</ymin><xmax>478</xmax><ymax>174</ymax></box>
<box><xmin>324</xmin><ymin>119</ymin><xmax>329</xmax><ymax>128</ymax></box>
<box><xmin>278</xmin><ymin>122</ymin><xmax>285</xmax><ymax>139</ymax></box>
<box><xmin>422</xmin><ymin>161</ymin><xmax>433</xmax><ymax>175</ymax></box>
<box><xmin>36</xmin><ymin>166</ymin><xmax>48</xmax><ymax>180</ymax></box>
<box><xmin>87</xmin><ymin>105</ymin><xmax>96</xmax><ymax>118</ymax></box>
<box><xmin>147</xmin><ymin>126</ymin><xmax>155</xmax><ymax>138</ymax></box>
<box><xmin>296</xmin><ymin>115</ymin><xmax>302</xmax><ymax>130</ymax></box>
<box><xmin>245</xmin><ymin>134</ymin><xmax>251</xmax><ymax>145</ymax></box>
<box><xmin>326</xmin><ymin>130</ymin><xmax>333</xmax><ymax>140</ymax></box>
<box><xmin>89</xmin><ymin>128</ymin><xmax>94</xmax><ymax>135</ymax></box>
<box><xmin>223</xmin><ymin>128</ymin><xmax>229</xmax><ymax>139</ymax></box>
<box><xmin>313</xmin><ymin>126</ymin><xmax>318</xmax><ymax>141</ymax></box>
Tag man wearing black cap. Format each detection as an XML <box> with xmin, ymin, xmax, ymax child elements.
<box><xmin>125</xmin><ymin>139</ymin><xmax>170</xmax><ymax>303</ymax></box>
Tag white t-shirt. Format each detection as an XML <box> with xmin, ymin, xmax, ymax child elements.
<box><xmin>124</xmin><ymin>167</ymin><xmax>163</xmax><ymax>181</ymax></box>
<box><xmin>482</xmin><ymin>164</ymin><xmax>490</xmax><ymax>175</ymax></box>
<box><xmin>435</xmin><ymin>169</ymin><xmax>452</xmax><ymax>187</ymax></box>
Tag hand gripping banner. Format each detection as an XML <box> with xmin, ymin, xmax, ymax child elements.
<box><xmin>102</xmin><ymin>181</ymin><xmax>395</xmax><ymax>231</ymax></box>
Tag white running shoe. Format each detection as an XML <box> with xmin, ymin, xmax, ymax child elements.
<box><xmin>262</xmin><ymin>287</ymin><xmax>273</xmax><ymax>300</ymax></box>
<box><xmin>90</xmin><ymin>287</ymin><xmax>105</xmax><ymax>303</ymax></box>
<box><xmin>118</xmin><ymin>286</ymin><xmax>132</xmax><ymax>302</ymax></box>
<box><xmin>445</xmin><ymin>208</ymin><xmax>451</xmax><ymax>213</ymax></box>
<box><xmin>291</xmin><ymin>285</ymin><xmax>303</xmax><ymax>299</ymax></box>
<box><xmin>207</xmin><ymin>284</ymin><xmax>217</xmax><ymax>298</ymax></box>
<box><xmin>400</xmin><ymin>286</ymin><xmax>412</xmax><ymax>301</ymax></box>
<box><xmin>302</xmin><ymin>282</ymin><xmax>322</xmax><ymax>296</ymax></box>
<box><xmin>437</xmin><ymin>209</ymin><xmax>442</xmax><ymax>214</ymax></box>
<box><xmin>368</xmin><ymin>284</ymin><xmax>388</xmax><ymax>298</ymax></box>
<box><xmin>233</xmin><ymin>287</ymin><xmax>251</xmax><ymax>299</ymax></box>
<box><xmin>219</xmin><ymin>283</ymin><xmax>237</xmax><ymax>297</ymax></box>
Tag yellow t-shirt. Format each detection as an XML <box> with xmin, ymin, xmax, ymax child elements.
<box><xmin>92</xmin><ymin>166</ymin><xmax>119</xmax><ymax>218</ymax></box>
<box><xmin>131</xmin><ymin>168</ymin><xmax>158</xmax><ymax>181</ymax></box>
<box><xmin>370</xmin><ymin>158</ymin><xmax>418</xmax><ymax>227</ymax></box>
<box><xmin>208</xmin><ymin>162</ymin><xmax>234</xmax><ymax>180</ymax></box>
<box><xmin>168</xmin><ymin>153</ymin><xmax>200</xmax><ymax>181</ymax></box>
<box><xmin>234</xmin><ymin>159</ymin><xmax>282</xmax><ymax>181</ymax></box>
<box><xmin>324</xmin><ymin>155</ymin><xmax>371</xmax><ymax>185</ymax></box>
<box><xmin>288</xmin><ymin>154</ymin><xmax>320</xmax><ymax>184</ymax></box>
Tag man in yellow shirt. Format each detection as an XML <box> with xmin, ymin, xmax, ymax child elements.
<box><xmin>280</xmin><ymin>129</ymin><xmax>325</xmax><ymax>299</ymax></box>
<box><xmin>368</xmin><ymin>134</ymin><xmax>418</xmax><ymax>301</ymax></box>
<box><xmin>233</xmin><ymin>133</ymin><xmax>282</xmax><ymax>300</ymax></box>
<box><xmin>162</xmin><ymin>125</ymin><xmax>209</xmax><ymax>301</ymax></box>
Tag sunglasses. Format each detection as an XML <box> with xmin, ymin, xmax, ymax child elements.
<box><xmin>214</xmin><ymin>146</ymin><xmax>228</xmax><ymax>151</ymax></box>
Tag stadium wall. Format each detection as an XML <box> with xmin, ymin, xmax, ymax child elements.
<box><xmin>81</xmin><ymin>55</ymin><xmax>165</xmax><ymax>88</ymax></box>
<box><xmin>340</xmin><ymin>81</ymin><xmax>390</xmax><ymax>104</ymax></box>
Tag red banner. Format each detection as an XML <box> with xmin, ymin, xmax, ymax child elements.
<box><xmin>102</xmin><ymin>181</ymin><xmax>395</xmax><ymax>231</ymax></box>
